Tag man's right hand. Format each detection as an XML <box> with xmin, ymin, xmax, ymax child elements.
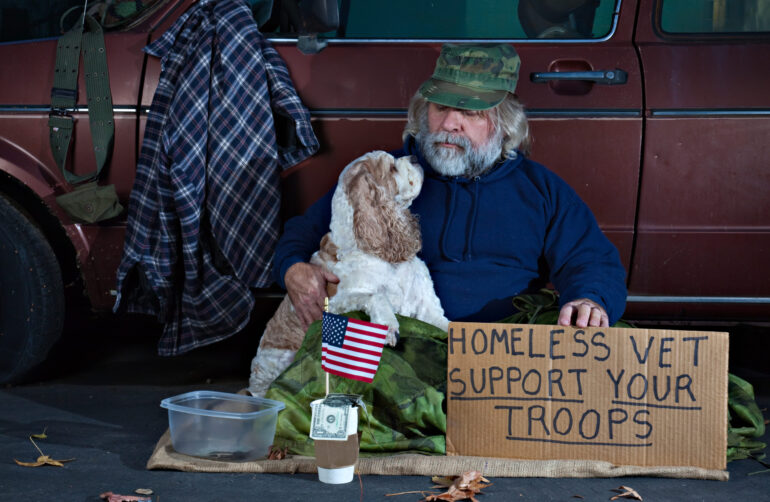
<box><xmin>284</xmin><ymin>262</ymin><xmax>340</xmax><ymax>330</ymax></box>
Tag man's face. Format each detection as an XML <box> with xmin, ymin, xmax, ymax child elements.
<box><xmin>417</xmin><ymin>102</ymin><xmax>503</xmax><ymax>177</ymax></box>
<box><xmin>427</xmin><ymin>102</ymin><xmax>495</xmax><ymax>149</ymax></box>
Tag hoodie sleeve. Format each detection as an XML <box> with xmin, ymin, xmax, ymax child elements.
<box><xmin>543</xmin><ymin>189</ymin><xmax>628</xmax><ymax>325</ymax></box>
<box><xmin>272</xmin><ymin>186</ymin><xmax>334</xmax><ymax>289</ymax></box>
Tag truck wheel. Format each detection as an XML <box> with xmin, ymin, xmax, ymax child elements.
<box><xmin>0</xmin><ymin>195</ymin><xmax>64</xmax><ymax>384</ymax></box>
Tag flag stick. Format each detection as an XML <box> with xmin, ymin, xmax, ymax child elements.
<box><xmin>324</xmin><ymin>297</ymin><xmax>330</xmax><ymax>396</ymax></box>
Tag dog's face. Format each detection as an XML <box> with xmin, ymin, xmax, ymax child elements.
<box><xmin>343</xmin><ymin>151</ymin><xmax>423</xmax><ymax>206</ymax></box>
<box><xmin>341</xmin><ymin>151</ymin><xmax>423</xmax><ymax>263</ymax></box>
<box><xmin>392</xmin><ymin>156</ymin><xmax>423</xmax><ymax>207</ymax></box>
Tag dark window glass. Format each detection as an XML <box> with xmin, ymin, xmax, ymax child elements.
<box><xmin>262</xmin><ymin>0</ymin><xmax>619</xmax><ymax>40</ymax></box>
<box><xmin>0</xmin><ymin>0</ymin><xmax>83</xmax><ymax>43</ymax></box>
<box><xmin>0</xmin><ymin>0</ymin><xmax>166</xmax><ymax>44</ymax></box>
<box><xmin>661</xmin><ymin>0</ymin><xmax>770</xmax><ymax>34</ymax></box>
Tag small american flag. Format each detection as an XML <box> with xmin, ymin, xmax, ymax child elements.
<box><xmin>321</xmin><ymin>312</ymin><xmax>388</xmax><ymax>383</ymax></box>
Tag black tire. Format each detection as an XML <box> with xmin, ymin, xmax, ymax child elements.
<box><xmin>0</xmin><ymin>194</ymin><xmax>64</xmax><ymax>384</ymax></box>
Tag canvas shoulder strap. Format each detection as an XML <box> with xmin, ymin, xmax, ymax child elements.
<box><xmin>49</xmin><ymin>14</ymin><xmax>114</xmax><ymax>184</ymax></box>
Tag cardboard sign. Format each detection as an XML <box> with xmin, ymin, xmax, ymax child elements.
<box><xmin>446</xmin><ymin>323</ymin><xmax>728</xmax><ymax>470</ymax></box>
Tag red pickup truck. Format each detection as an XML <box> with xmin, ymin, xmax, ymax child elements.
<box><xmin>1</xmin><ymin>0</ymin><xmax>768</xmax><ymax>383</ymax></box>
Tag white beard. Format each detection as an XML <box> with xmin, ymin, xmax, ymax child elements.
<box><xmin>416</xmin><ymin>114</ymin><xmax>503</xmax><ymax>178</ymax></box>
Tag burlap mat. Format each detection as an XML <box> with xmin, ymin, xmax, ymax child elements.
<box><xmin>146</xmin><ymin>430</ymin><xmax>728</xmax><ymax>480</ymax></box>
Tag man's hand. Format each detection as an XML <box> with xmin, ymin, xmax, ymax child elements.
<box><xmin>284</xmin><ymin>262</ymin><xmax>340</xmax><ymax>330</ymax></box>
<box><xmin>557</xmin><ymin>298</ymin><xmax>609</xmax><ymax>328</ymax></box>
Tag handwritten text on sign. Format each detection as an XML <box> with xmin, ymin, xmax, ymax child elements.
<box><xmin>445</xmin><ymin>323</ymin><xmax>728</xmax><ymax>470</ymax></box>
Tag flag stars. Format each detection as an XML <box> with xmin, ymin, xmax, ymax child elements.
<box><xmin>323</xmin><ymin>313</ymin><xmax>348</xmax><ymax>347</ymax></box>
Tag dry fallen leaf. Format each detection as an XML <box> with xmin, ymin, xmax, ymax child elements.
<box><xmin>14</xmin><ymin>455</ymin><xmax>75</xmax><ymax>467</ymax></box>
<box><xmin>30</xmin><ymin>427</ymin><xmax>48</xmax><ymax>440</ymax></box>
<box><xmin>610</xmin><ymin>485</ymin><xmax>643</xmax><ymax>501</ymax></box>
<box><xmin>386</xmin><ymin>470</ymin><xmax>491</xmax><ymax>501</ymax></box>
<box><xmin>431</xmin><ymin>475</ymin><xmax>456</xmax><ymax>487</ymax></box>
<box><xmin>13</xmin><ymin>437</ymin><xmax>74</xmax><ymax>468</ymax></box>
<box><xmin>100</xmin><ymin>492</ymin><xmax>151</xmax><ymax>502</ymax></box>
<box><xmin>424</xmin><ymin>470</ymin><xmax>491</xmax><ymax>502</ymax></box>
<box><xmin>267</xmin><ymin>445</ymin><xmax>288</xmax><ymax>460</ymax></box>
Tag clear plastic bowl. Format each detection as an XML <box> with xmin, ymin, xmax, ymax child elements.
<box><xmin>160</xmin><ymin>390</ymin><xmax>285</xmax><ymax>461</ymax></box>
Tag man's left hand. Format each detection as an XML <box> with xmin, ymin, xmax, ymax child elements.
<box><xmin>557</xmin><ymin>298</ymin><xmax>609</xmax><ymax>328</ymax></box>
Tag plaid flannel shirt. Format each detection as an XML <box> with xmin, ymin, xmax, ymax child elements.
<box><xmin>114</xmin><ymin>0</ymin><xmax>318</xmax><ymax>355</ymax></box>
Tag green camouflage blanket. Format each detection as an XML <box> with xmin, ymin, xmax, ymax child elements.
<box><xmin>727</xmin><ymin>373</ymin><xmax>766</xmax><ymax>463</ymax></box>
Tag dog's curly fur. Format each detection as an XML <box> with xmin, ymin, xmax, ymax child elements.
<box><xmin>248</xmin><ymin>151</ymin><xmax>448</xmax><ymax>396</ymax></box>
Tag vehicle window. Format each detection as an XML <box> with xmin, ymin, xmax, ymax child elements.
<box><xmin>660</xmin><ymin>0</ymin><xmax>770</xmax><ymax>34</ymax></box>
<box><xmin>0</xmin><ymin>0</ymin><xmax>165</xmax><ymax>44</ymax></box>
<box><xmin>263</xmin><ymin>0</ymin><xmax>619</xmax><ymax>40</ymax></box>
<box><xmin>0</xmin><ymin>0</ymin><xmax>83</xmax><ymax>43</ymax></box>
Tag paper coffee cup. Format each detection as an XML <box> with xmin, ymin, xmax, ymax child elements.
<box><xmin>311</xmin><ymin>399</ymin><xmax>359</xmax><ymax>484</ymax></box>
<box><xmin>317</xmin><ymin>464</ymin><xmax>355</xmax><ymax>484</ymax></box>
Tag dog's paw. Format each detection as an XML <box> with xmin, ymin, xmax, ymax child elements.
<box><xmin>384</xmin><ymin>325</ymin><xmax>399</xmax><ymax>347</ymax></box>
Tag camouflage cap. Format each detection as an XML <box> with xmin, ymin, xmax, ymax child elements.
<box><xmin>419</xmin><ymin>43</ymin><xmax>520</xmax><ymax>111</ymax></box>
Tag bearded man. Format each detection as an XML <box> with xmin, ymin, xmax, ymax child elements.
<box><xmin>273</xmin><ymin>44</ymin><xmax>627</xmax><ymax>331</ymax></box>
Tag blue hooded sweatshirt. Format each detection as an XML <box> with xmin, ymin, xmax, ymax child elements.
<box><xmin>273</xmin><ymin>137</ymin><xmax>627</xmax><ymax>324</ymax></box>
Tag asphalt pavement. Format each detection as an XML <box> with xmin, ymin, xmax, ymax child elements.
<box><xmin>1</xmin><ymin>312</ymin><xmax>769</xmax><ymax>501</ymax></box>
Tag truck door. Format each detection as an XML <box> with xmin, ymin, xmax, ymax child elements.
<box><xmin>632</xmin><ymin>0</ymin><xmax>770</xmax><ymax>319</ymax></box>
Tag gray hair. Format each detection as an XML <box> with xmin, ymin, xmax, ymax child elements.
<box><xmin>402</xmin><ymin>92</ymin><xmax>532</xmax><ymax>157</ymax></box>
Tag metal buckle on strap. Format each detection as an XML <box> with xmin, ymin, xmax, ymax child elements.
<box><xmin>50</xmin><ymin>87</ymin><xmax>77</xmax><ymax>118</ymax></box>
<box><xmin>49</xmin><ymin>107</ymin><xmax>75</xmax><ymax>118</ymax></box>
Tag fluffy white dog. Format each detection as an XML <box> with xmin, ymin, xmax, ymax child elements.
<box><xmin>248</xmin><ymin>151</ymin><xmax>449</xmax><ymax>396</ymax></box>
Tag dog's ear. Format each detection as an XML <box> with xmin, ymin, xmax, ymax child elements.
<box><xmin>317</xmin><ymin>233</ymin><xmax>339</xmax><ymax>265</ymax></box>
<box><xmin>343</xmin><ymin>154</ymin><xmax>421</xmax><ymax>263</ymax></box>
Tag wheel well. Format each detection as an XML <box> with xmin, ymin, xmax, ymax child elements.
<box><xmin>0</xmin><ymin>172</ymin><xmax>83</xmax><ymax>300</ymax></box>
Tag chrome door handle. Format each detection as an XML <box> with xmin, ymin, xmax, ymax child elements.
<box><xmin>530</xmin><ymin>69</ymin><xmax>627</xmax><ymax>85</ymax></box>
